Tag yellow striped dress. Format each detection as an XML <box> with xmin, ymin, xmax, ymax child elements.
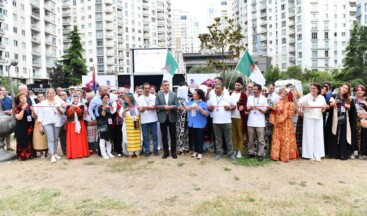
<box><xmin>125</xmin><ymin>115</ymin><xmax>141</xmax><ymax>152</ymax></box>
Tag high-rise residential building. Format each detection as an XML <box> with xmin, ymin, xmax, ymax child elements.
<box><xmin>356</xmin><ymin>0</ymin><xmax>367</xmax><ymax>25</ymax></box>
<box><xmin>171</xmin><ymin>9</ymin><xmax>200</xmax><ymax>53</ymax></box>
<box><xmin>207</xmin><ymin>0</ymin><xmax>233</xmax><ymax>28</ymax></box>
<box><xmin>62</xmin><ymin>0</ymin><xmax>172</xmax><ymax>75</ymax></box>
<box><xmin>0</xmin><ymin>0</ymin><xmax>63</xmax><ymax>84</ymax></box>
<box><xmin>233</xmin><ymin>0</ymin><xmax>357</xmax><ymax>71</ymax></box>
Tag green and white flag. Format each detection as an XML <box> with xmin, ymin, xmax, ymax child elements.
<box><xmin>235</xmin><ymin>51</ymin><xmax>266</xmax><ymax>86</ymax></box>
<box><xmin>164</xmin><ymin>51</ymin><xmax>178</xmax><ymax>76</ymax></box>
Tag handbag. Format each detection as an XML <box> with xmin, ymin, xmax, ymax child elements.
<box><xmin>97</xmin><ymin>119</ymin><xmax>108</xmax><ymax>133</ymax></box>
<box><xmin>337</xmin><ymin>114</ymin><xmax>346</xmax><ymax>125</ymax></box>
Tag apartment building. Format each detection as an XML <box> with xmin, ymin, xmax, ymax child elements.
<box><xmin>62</xmin><ymin>0</ymin><xmax>172</xmax><ymax>75</ymax></box>
<box><xmin>0</xmin><ymin>0</ymin><xmax>63</xmax><ymax>84</ymax></box>
<box><xmin>233</xmin><ymin>0</ymin><xmax>357</xmax><ymax>71</ymax></box>
<box><xmin>171</xmin><ymin>9</ymin><xmax>200</xmax><ymax>53</ymax></box>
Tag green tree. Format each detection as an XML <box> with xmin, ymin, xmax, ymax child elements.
<box><xmin>188</xmin><ymin>64</ymin><xmax>217</xmax><ymax>74</ymax></box>
<box><xmin>265</xmin><ymin>66</ymin><xmax>280</xmax><ymax>84</ymax></box>
<box><xmin>198</xmin><ymin>17</ymin><xmax>244</xmax><ymax>78</ymax></box>
<box><xmin>334</xmin><ymin>25</ymin><xmax>367</xmax><ymax>85</ymax></box>
<box><xmin>281</xmin><ymin>66</ymin><xmax>303</xmax><ymax>80</ymax></box>
<box><xmin>48</xmin><ymin>62</ymin><xmax>70</xmax><ymax>88</ymax></box>
<box><xmin>59</xmin><ymin>25</ymin><xmax>88</xmax><ymax>85</ymax></box>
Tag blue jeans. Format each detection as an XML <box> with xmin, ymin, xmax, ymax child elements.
<box><xmin>43</xmin><ymin>124</ymin><xmax>61</xmax><ymax>155</ymax></box>
<box><xmin>141</xmin><ymin>121</ymin><xmax>158</xmax><ymax>153</ymax></box>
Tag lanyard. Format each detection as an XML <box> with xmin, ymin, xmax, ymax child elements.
<box><xmin>216</xmin><ymin>95</ymin><xmax>224</xmax><ymax>106</ymax></box>
<box><xmin>48</xmin><ymin>101</ymin><xmax>57</xmax><ymax>115</ymax></box>
<box><xmin>253</xmin><ymin>96</ymin><xmax>260</xmax><ymax>106</ymax></box>
<box><xmin>144</xmin><ymin>96</ymin><xmax>150</xmax><ymax>106</ymax></box>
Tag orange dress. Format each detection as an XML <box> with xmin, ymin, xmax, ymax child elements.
<box><xmin>269</xmin><ymin>100</ymin><xmax>299</xmax><ymax>162</ymax></box>
<box><xmin>66</xmin><ymin>105</ymin><xmax>90</xmax><ymax>159</ymax></box>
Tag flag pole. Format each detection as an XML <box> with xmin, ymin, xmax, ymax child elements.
<box><xmin>227</xmin><ymin>48</ymin><xmax>247</xmax><ymax>89</ymax></box>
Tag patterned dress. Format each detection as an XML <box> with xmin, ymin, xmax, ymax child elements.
<box><xmin>269</xmin><ymin>100</ymin><xmax>299</xmax><ymax>162</ymax></box>
<box><xmin>122</xmin><ymin>106</ymin><xmax>141</xmax><ymax>153</ymax></box>
<box><xmin>15</xmin><ymin>105</ymin><xmax>34</xmax><ymax>160</ymax></box>
<box><xmin>176</xmin><ymin>97</ymin><xmax>189</xmax><ymax>153</ymax></box>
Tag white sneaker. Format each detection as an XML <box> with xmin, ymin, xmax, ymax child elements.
<box><xmin>102</xmin><ymin>155</ymin><xmax>110</xmax><ymax>160</ymax></box>
<box><xmin>50</xmin><ymin>156</ymin><xmax>56</xmax><ymax>163</ymax></box>
<box><xmin>310</xmin><ymin>157</ymin><xmax>316</xmax><ymax>161</ymax></box>
<box><xmin>108</xmin><ymin>153</ymin><xmax>115</xmax><ymax>158</ymax></box>
<box><xmin>117</xmin><ymin>154</ymin><xmax>121</xmax><ymax>157</ymax></box>
<box><xmin>41</xmin><ymin>153</ymin><xmax>46</xmax><ymax>159</ymax></box>
<box><xmin>236</xmin><ymin>151</ymin><xmax>242</xmax><ymax>158</ymax></box>
<box><xmin>315</xmin><ymin>157</ymin><xmax>321</xmax><ymax>162</ymax></box>
<box><xmin>350</xmin><ymin>154</ymin><xmax>355</xmax><ymax>159</ymax></box>
<box><xmin>55</xmin><ymin>154</ymin><xmax>62</xmax><ymax>160</ymax></box>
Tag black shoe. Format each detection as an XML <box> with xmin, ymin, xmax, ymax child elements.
<box><xmin>172</xmin><ymin>153</ymin><xmax>177</xmax><ymax>159</ymax></box>
<box><xmin>258</xmin><ymin>156</ymin><xmax>264</xmax><ymax>162</ymax></box>
<box><xmin>223</xmin><ymin>151</ymin><xmax>228</xmax><ymax>156</ymax></box>
<box><xmin>154</xmin><ymin>151</ymin><xmax>159</xmax><ymax>156</ymax></box>
<box><xmin>145</xmin><ymin>153</ymin><xmax>150</xmax><ymax>157</ymax></box>
<box><xmin>247</xmin><ymin>154</ymin><xmax>255</xmax><ymax>159</ymax></box>
<box><xmin>162</xmin><ymin>153</ymin><xmax>169</xmax><ymax>159</ymax></box>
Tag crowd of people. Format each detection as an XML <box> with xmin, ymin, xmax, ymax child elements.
<box><xmin>1</xmin><ymin>78</ymin><xmax>367</xmax><ymax>163</ymax></box>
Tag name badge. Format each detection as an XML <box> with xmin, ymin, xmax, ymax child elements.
<box><xmin>108</xmin><ymin>118</ymin><xmax>113</xmax><ymax>125</ymax></box>
<box><xmin>27</xmin><ymin>116</ymin><xmax>32</xmax><ymax>122</ymax></box>
<box><xmin>341</xmin><ymin>106</ymin><xmax>346</xmax><ymax>113</ymax></box>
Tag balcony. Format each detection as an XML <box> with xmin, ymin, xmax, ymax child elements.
<box><xmin>63</xmin><ymin>28</ymin><xmax>71</xmax><ymax>35</ymax></box>
<box><xmin>62</xmin><ymin>20</ymin><xmax>72</xmax><ymax>25</ymax></box>
<box><xmin>62</xmin><ymin>10</ymin><xmax>71</xmax><ymax>16</ymax></box>
<box><xmin>31</xmin><ymin>23</ymin><xmax>40</xmax><ymax>32</ymax></box>
<box><xmin>107</xmin><ymin>59</ymin><xmax>115</xmax><ymax>65</ymax></box>
<box><xmin>288</xmin><ymin>20</ymin><xmax>295</xmax><ymax>26</ymax></box>
<box><xmin>105</xmin><ymin>15</ymin><xmax>114</xmax><ymax>22</ymax></box>
<box><xmin>45</xmin><ymin>14</ymin><xmax>56</xmax><ymax>23</ymax></box>
<box><xmin>105</xmin><ymin>8</ymin><xmax>114</xmax><ymax>13</ymax></box>
<box><xmin>46</xmin><ymin>52</ymin><xmax>57</xmax><ymax>58</ymax></box>
<box><xmin>31</xmin><ymin>12</ymin><xmax>40</xmax><ymax>20</ymax></box>
<box><xmin>289</xmin><ymin>11</ymin><xmax>295</xmax><ymax>17</ymax></box>
<box><xmin>289</xmin><ymin>47</ymin><xmax>295</xmax><ymax>52</ymax></box>
<box><xmin>289</xmin><ymin>57</ymin><xmax>296</xmax><ymax>62</ymax></box>
<box><xmin>62</xmin><ymin>3</ymin><xmax>70</xmax><ymax>9</ymax></box>
<box><xmin>143</xmin><ymin>10</ymin><xmax>149</xmax><ymax>16</ymax></box>
<box><xmin>30</xmin><ymin>0</ymin><xmax>40</xmax><ymax>8</ymax></box>
<box><xmin>143</xmin><ymin>33</ymin><xmax>150</xmax><ymax>38</ymax></box>
<box><xmin>260</xmin><ymin>12</ymin><xmax>267</xmax><ymax>18</ymax></box>
<box><xmin>45</xmin><ymin>28</ymin><xmax>57</xmax><ymax>36</ymax></box>
<box><xmin>106</xmin><ymin>33</ymin><xmax>114</xmax><ymax>39</ymax></box>
<box><xmin>0</xmin><ymin>57</ymin><xmax>7</xmax><ymax>64</ymax></box>
<box><xmin>105</xmin><ymin>24</ymin><xmax>114</xmax><ymax>30</ymax></box>
<box><xmin>31</xmin><ymin>37</ymin><xmax>41</xmax><ymax>44</ymax></box>
<box><xmin>260</xmin><ymin>35</ymin><xmax>267</xmax><ymax>41</ymax></box>
<box><xmin>44</xmin><ymin>4</ymin><xmax>56</xmax><ymax>13</ymax></box>
<box><xmin>32</xmin><ymin>49</ymin><xmax>41</xmax><ymax>56</ymax></box>
<box><xmin>0</xmin><ymin>14</ymin><xmax>5</xmax><ymax>21</ymax></box>
<box><xmin>289</xmin><ymin>39</ymin><xmax>295</xmax><ymax>44</ymax></box>
<box><xmin>32</xmin><ymin>61</ymin><xmax>42</xmax><ymax>67</ymax></box>
<box><xmin>0</xmin><ymin>0</ymin><xmax>3</xmax><ymax>7</ymax></box>
<box><xmin>106</xmin><ymin>42</ymin><xmax>114</xmax><ymax>47</ymax></box>
<box><xmin>105</xmin><ymin>0</ymin><xmax>113</xmax><ymax>5</ymax></box>
<box><xmin>45</xmin><ymin>40</ymin><xmax>57</xmax><ymax>47</ymax></box>
<box><xmin>289</xmin><ymin>29</ymin><xmax>295</xmax><ymax>35</ymax></box>
<box><xmin>106</xmin><ymin>50</ymin><xmax>115</xmax><ymax>56</ymax></box>
<box><xmin>33</xmin><ymin>72</ymin><xmax>43</xmax><ymax>78</ymax></box>
<box><xmin>0</xmin><ymin>28</ymin><xmax>4</xmax><ymax>35</ymax></box>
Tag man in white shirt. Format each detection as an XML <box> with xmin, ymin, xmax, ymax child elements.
<box><xmin>138</xmin><ymin>82</ymin><xmax>159</xmax><ymax>157</ymax></box>
<box><xmin>208</xmin><ymin>83</ymin><xmax>236</xmax><ymax>161</ymax></box>
<box><xmin>247</xmin><ymin>84</ymin><xmax>268</xmax><ymax>162</ymax></box>
<box><xmin>230</xmin><ymin>77</ymin><xmax>247</xmax><ymax>158</ymax></box>
<box><xmin>267</xmin><ymin>83</ymin><xmax>280</xmax><ymax>105</ymax></box>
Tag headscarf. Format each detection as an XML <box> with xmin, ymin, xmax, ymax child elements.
<box><xmin>71</xmin><ymin>93</ymin><xmax>81</xmax><ymax>134</ymax></box>
<box><xmin>177</xmin><ymin>86</ymin><xmax>189</xmax><ymax>102</ymax></box>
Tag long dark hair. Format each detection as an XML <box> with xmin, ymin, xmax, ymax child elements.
<box><xmin>339</xmin><ymin>82</ymin><xmax>351</xmax><ymax>104</ymax></box>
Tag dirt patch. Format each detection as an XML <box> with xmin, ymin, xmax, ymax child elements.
<box><xmin>1</xmin><ymin>151</ymin><xmax>367</xmax><ymax>215</ymax></box>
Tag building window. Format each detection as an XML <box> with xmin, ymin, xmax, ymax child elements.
<box><xmin>312</xmin><ymin>60</ymin><xmax>318</xmax><ymax>67</ymax></box>
<box><xmin>342</xmin><ymin>32</ymin><xmax>346</xmax><ymax>36</ymax></box>
<box><xmin>324</xmin><ymin>32</ymin><xmax>328</xmax><ymax>39</ymax></box>
<box><xmin>311</xmin><ymin>32</ymin><xmax>318</xmax><ymax>39</ymax></box>
<box><xmin>312</xmin><ymin>51</ymin><xmax>318</xmax><ymax>57</ymax></box>
<box><xmin>312</xmin><ymin>41</ymin><xmax>317</xmax><ymax>48</ymax></box>
<box><xmin>325</xmin><ymin>50</ymin><xmax>329</xmax><ymax>57</ymax></box>
<box><xmin>97</xmin><ymin>57</ymin><xmax>104</xmax><ymax>64</ymax></box>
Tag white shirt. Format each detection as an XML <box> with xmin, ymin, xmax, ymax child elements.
<box><xmin>298</xmin><ymin>93</ymin><xmax>326</xmax><ymax>119</ymax></box>
<box><xmin>137</xmin><ymin>94</ymin><xmax>158</xmax><ymax>124</ymax></box>
<box><xmin>247</xmin><ymin>95</ymin><xmax>267</xmax><ymax>127</ymax></box>
<box><xmin>268</xmin><ymin>92</ymin><xmax>280</xmax><ymax>105</ymax></box>
<box><xmin>164</xmin><ymin>92</ymin><xmax>169</xmax><ymax>105</ymax></box>
<box><xmin>209</xmin><ymin>88</ymin><xmax>229</xmax><ymax>100</ymax></box>
<box><xmin>37</xmin><ymin>98</ymin><xmax>66</xmax><ymax>127</ymax></box>
<box><xmin>208</xmin><ymin>93</ymin><xmax>234</xmax><ymax>124</ymax></box>
<box><xmin>230</xmin><ymin>91</ymin><xmax>241</xmax><ymax>119</ymax></box>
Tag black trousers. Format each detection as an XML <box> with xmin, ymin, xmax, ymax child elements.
<box><xmin>59</xmin><ymin>126</ymin><xmax>67</xmax><ymax>155</ymax></box>
<box><xmin>160</xmin><ymin>117</ymin><xmax>176</xmax><ymax>154</ymax></box>
<box><xmin>111</xmin><ymin>125</ymin><xmax>123</xmax><ymax>154</ymax></box>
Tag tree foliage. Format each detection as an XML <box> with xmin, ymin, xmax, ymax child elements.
<box><xmin>59</xmin><ymin>25</ymin><xmax>88</xmax><ymax>85</ymax></box>
<box><xmin>48</xmin><ymin>62</ymin><xmax>70</xmax><ymax>88</ymax></box>
<box><xmin>334</xmin><ymin>25</ymin><xmax>367</xmax><ymax>85</ymax></box>
<box><xmin>188</xmin><ymin>64</ymin><xmax>217</xmax><ymax>74</ymax></box>
<box><xmin>198</xmin><ymin>17</ymin><xmax>244</xmax><ymax>78</ymax></box>
<box><xmin>265</xmin><ymin>66</ymin><xmax>280</xmax><ymax>84</ymax></box>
